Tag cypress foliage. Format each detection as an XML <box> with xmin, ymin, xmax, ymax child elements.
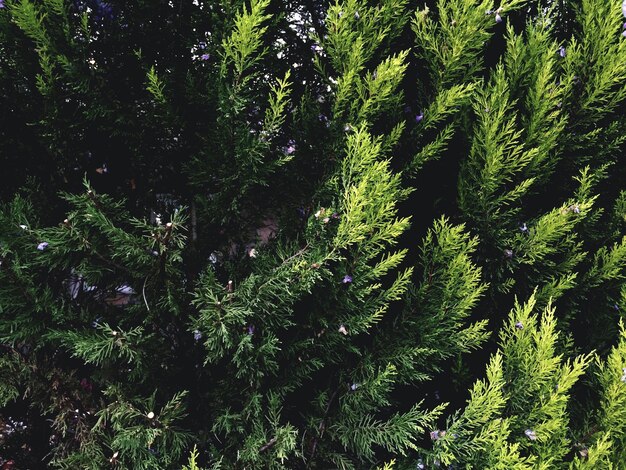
<box><xmin>1</xmin><ymin>0</ymin><xmax>626</xmax><ymax>468</ymax></box>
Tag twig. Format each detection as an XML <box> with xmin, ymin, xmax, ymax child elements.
<box><xmin>191</xmin><ymin>201</ymin><xmax>198</xmax><ymax>243</ymax></box>
<box><xmin>142</xmin><ymin>274</ymin><xmax>151</xmax><ymax>312</ymax></box>
<box><xmin>259</xmin><ymin>436</ymin><xmax>277</xmax><ymax>453</ymax></box>
<box><xmin>279</xmin><ymin>243</ymin><xmax>310</xmax><ymax>267</ymax></box>
<box><xmin>309</xmin><ymin>386</ymin><xmax>340</xmax><ymax>462</ymax></box>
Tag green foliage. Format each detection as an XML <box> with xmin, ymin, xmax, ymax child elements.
<box><xmin>220</xmin><ymin>0</ymin><xmax>271</xmax><ymax>79</ymax></box>
<box><xmin>581</xmin><ymin>322</ymin><xmax>626</xmax><ymax>465</ymax></box>
<box><xmin>425</xmin><ymin>294</ymin><xmax>591</xmax><ymax>468</ymax></box>
<box><xmin>1</xmin><ymin>0</ymin><xmax>626</xmax><ymax>468</ymax></box>
<box><xmin>146</xmin><ymin>66</ymin><xmax>166</xmax><ymax>105</ymax></box>
<box><xmin>0</xmin><ymin>349</ymin><xmax>24</xmax><ymax>406</ymax></box>
<box><xmin>54</xmin><ymin>389</ymin><xmax>192</xmax><ymax>469</ymax></box>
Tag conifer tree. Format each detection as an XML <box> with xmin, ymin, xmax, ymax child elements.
<box><xmin>1</xmin><ymin>0</ymin><xmax>626</xmax><ymax>469</ymax></box>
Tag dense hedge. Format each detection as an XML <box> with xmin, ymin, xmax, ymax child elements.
<box><xmin>1</xmin><ymin>0</ymin><xmax>626</xmax><ymax>468</ymax></box>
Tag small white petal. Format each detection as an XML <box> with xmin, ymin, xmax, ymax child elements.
<box><xmin>116</xmin><ymin>285</ymin><xmax>135</xmax><ymax>295</ymax></box>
